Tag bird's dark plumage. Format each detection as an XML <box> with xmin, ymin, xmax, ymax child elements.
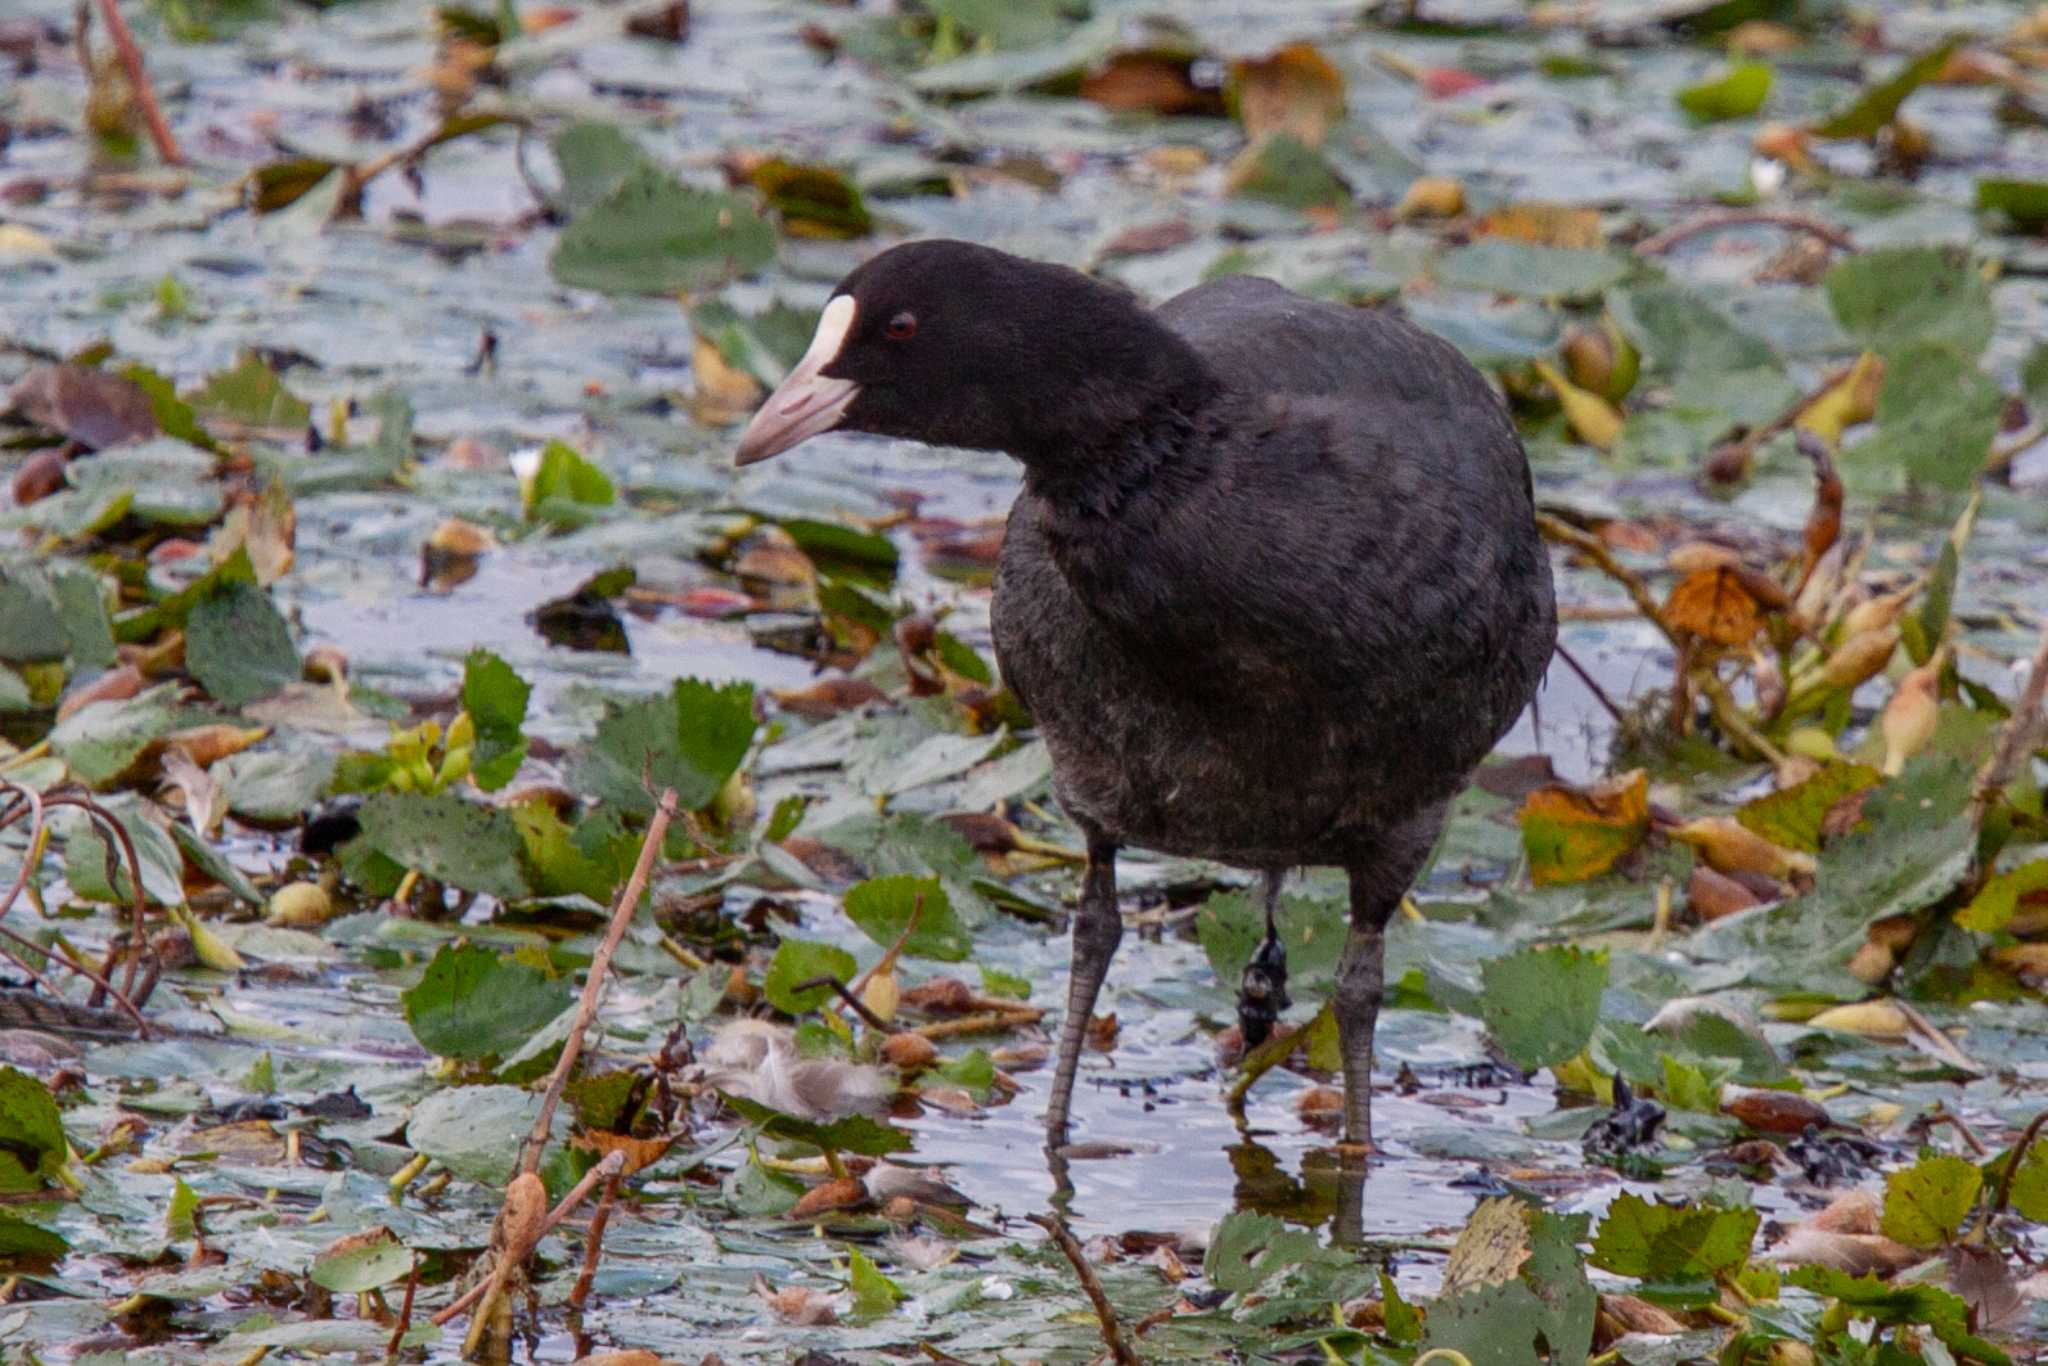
<box><xmin>735</xmin><ymin>240</ymin><xmax>1558</xmax><ymax>1186</ymax></box>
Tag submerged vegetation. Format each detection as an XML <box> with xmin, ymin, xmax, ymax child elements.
<box><xmin>3</xmin><ymin>0</ymin><xmax>2048</xmax><ymax>1360</ymax></box>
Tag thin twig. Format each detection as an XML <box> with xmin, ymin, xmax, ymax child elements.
<box><xmin>567</xmin><ymin>1165</ymin><xmax>624</xmax><ymax>1310</ymax></box>
<box><xmin>517</xmin><ymin>788</ymin><xmax>679</xmax><ymax>1180</ymax></box>
<box><xmin>1968</xmin><ymin>620</ymin><xmax>2048</xmax><ymax>832</ymax></box>
<box><xmin>89</xmin><ymin>0</ymin><xmax>184</xmax><ymax>165</ymax></box>
<box><xmin>386</xmin><ymin>1254</ymin><xmax>419</xmax><ymax>1356</ymax></box>
<box><xmin>0</xmin><ymin>785</ymin><xmax>151</xmax><ymax>1035</ymax></box>
<box><xmin>1552</xmin><ymin>641</ymin><xmax>1626</xmax><ymax>724</ymax></box>
<box><xmin>1535</xmin><ymin>513</ymin><xmax>1681</xmax><ymax>652</ymax></box>
<box><xmin>1987</xmin><ymin>1104</ymin><xmax>2048</xmax><ymax>1227</ymax></box>
<box><xmin>431</xmin><ymin>1151</ymin><xmax>626</xmax><ymax>1327</ymax></box>
<box><xmin>1703</xmin><ymin>360</ymin><xmax>1859</xmax><ymax>485</ymax></box>
<box><xmin>1693</xmin><ymin>668</ymin><xmax>1792</xmax><ymax>769</ymax></box>
<box><xmin>1635</xmin><ymin>209</ymin><xmax>1857</xmax><ymax>257</ymax></box>
<box><xmin>1026</xmin><ymin>1211</ymin><xmax>1142</xmax><ymax>1366</ymax></box>
<box><xmin>793</xmin><ymin>975</ymin><xmax>897</xmax><ymax>1034</ymax></box>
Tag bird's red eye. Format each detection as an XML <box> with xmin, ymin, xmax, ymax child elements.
<box><xmin>885</xmin><ymin>312</ymin><xmax>917</xmax><ymax>341</ymax></box>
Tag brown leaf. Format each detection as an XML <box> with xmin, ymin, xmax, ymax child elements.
<box><xmin>685</xmin><ymin>334</ymin><xmax>763</xmax><ymax>427</ymax></box>
<box><xmin>769</xmin><ymin>677</ymin><xmax>887</xmax><ymax>719</ymax></box>
<box><xmin>1231</xmin><ymin>43</ymin><xmax>1346</xmax><ymax>148</ymax></box>
<box><xmin>1086</xmin><ymin>1012</ymin><xmax>1120</xmax><ymax>1052</ymax></box>
<box><xmin>1476</xmin><ymin>202</ymin><xmax>1603</xmax><ymax>249</ymax></box>
<box><xmin>901</xmin><ymin>977</ymin><xmax>973</xmax><ymax>1014</ymax></box>
<box><xmin>1722</xmin><ymin>1087</ymin><xmax>1829</xmax><ymax>1135</ymax></box>
<box><xmin>1688</xmin><ymin>863</ymin><xmax>1763</xmax><ymax>923</ymax></box>
<box><xmin>1664</xmin><ymin>566</ymin><xmax>1762</xmax><ymax>646</ymax></box>
<box><xmin>1099</xmin><ymin>219</ymin><xmax>1195</xmax><ymax>259</ymax></box>
<box><xmin>623</xmin><ymin>0</ymin><xmax>688</xmax><ymax>42</ymax></box>
<box><xmin>1948</xmin><ymin>1243</ymin><xmax>2025</xmax><ymax>1333</ymax></box>
<box><xmin>7</xmin><ymin>364</ymin><xmax>156</xmax><ymax>450</ymax></box>
<box><xmin>10</xmin><ymin>448</ymin><xmax>69</xmax><ymax>506</ymax></box>
<box><xmin>1598</xmin><ymin>1292</ymin><xmax>1688</xmax><ymax>1336</ymax></box>
<box><xmin>881</xmin><ymin>1033</ymin><xmax>937</xmax><ymax>1071</ymax></box>
<box><xmin>57</xmin><ymin>664</ymin><xmax>144</xmax><ymax>722</ymax></box>
<box><xmin>789</xmin><ymin>1177</ymin><xmax>867</xmax><ymax>1219</ymax></box>
<box><xmin>572</xmin><ymin>1130</ymin><xmax>675</xmax><ymax>1177</ymax></box>
<box><xmin>1080</xmin><ymin>54</ymin><xmax>1219</xmax><ymax>116</ymax></box>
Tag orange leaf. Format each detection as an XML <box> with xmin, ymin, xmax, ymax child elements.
<box><xmin>1518</xmin><ymin>769</ymin><xmax>1650</xmax><ymax>886</ymax></box>
<box><xmin>1231</xmin><ymin>43</ymin><xmax>1346</xmax><ymax>148</ymax></box>
<box><xmin>1663</xmin><ymin>566</ymin><xmax>1762</xmax><ymax>646</ymax></box>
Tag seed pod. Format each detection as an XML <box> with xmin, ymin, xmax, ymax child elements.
<box><xmin>266</xmin><ymin>881</ymin><xmax>335</xmax><ymax>928</ymax></box>
<box><xmin>1395</xmin><ymin>175</ymin><xmax>1464</xmax><ymax>219</ymax></box>
<box><xmin>1749</xmin><ymin>646</ymin><xmax>1786</xmax><ymax>721</ymax></box>
<box><xmin>1669</xmin><ymin>817</ymin><xmax>1816</xmax><ymax>880</ymax></box>
<box><xmin>1816</xmin><ymin>626</ymin><xmax>1899</xmax><ymax>692</ymax></box>
<box><xmin>1879</xmin><ymin>653</ymin><xmax>1943</xmax><ymax>776</ymax></box>
<box><xmin>862</xmin><ymin>965</ymin><xmax>901</xmax><ymax>1025</ymax></box>
<box><xmin>1837</xmin><ymin>589</ymin><xmax>1911</xmax><ymax>640</ymax></box>
<box><xmin>1792</xmin><ymin>542</ymin><xmax>1845</xmax><ymax>628</ymax></box>
<box><xmin>1531</xmin><ymin>360</ymin><xmax>1623</xmax><ymax>451</ymax></box>
<box><xmin>1807</xmin><ymin>999</ymin><xmax>1908</xmax><ymax>1040</ymax></box>
<box><xmin>881</xmin><ymin>1032</ymin><xmax>937</xmax><ymax>1071</ymax></box>
<box><xmin>496</xmin><ymin>1171</ymin><xmax>547</xmax><ymax>1259</ymax></box>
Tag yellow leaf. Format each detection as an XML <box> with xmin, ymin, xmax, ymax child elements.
<box><xmin>1794</xmin><ymin>352</ymin><xmax>1884</xmax><ymax>446</ymax></box>
<box><xmin>1519</xmin><ymin>769</ymin><xmax>1650</xmax><ymax>885</ymax></box>
<box><xmin>1394</xmin><ymin>175</ymin><xmax>1465</xmax><ymax>220</ymax></box>
<box><xmin>1230</xmin><ymin>43</ymin><xmax>1347</xmax><ymax>149</ymax></box>
<box><xmin>1531</xmin><ymin>360</ymin><xmax>1623</xmax><ymax>451</ymax></box>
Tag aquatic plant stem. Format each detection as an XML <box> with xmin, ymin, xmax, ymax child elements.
<box><xmin>1027</xmin><ymin>1211</ymin><xmax>1141</xmax><ymax>1366</ymax></box>
<box><xmin>1970</xmin><ymin>619</ymin><xmax>2048</xmax><ymax>833</ymax></box>
<box><xmin>90</xmin><ymin>0</ymin><xmax>185</xmax><ymax>165</ymax></box>
<box><xmin>517</xmin><ymin>787</ymin><xmax>678</xmax><ymax>1179</ymax></box>
<box><xmin>433</xmin><ymin>1150</ymin><xmax>625</xmax><ymax>1328</ymax></box>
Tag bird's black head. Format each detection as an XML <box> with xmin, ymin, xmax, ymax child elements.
<box><xmin>734</xmin><ymin>240</ymin><xmax>1213</xmax><ymax>471</ymax></box>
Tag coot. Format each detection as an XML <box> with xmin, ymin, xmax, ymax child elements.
<box><xmin>736</xmin><ymin>241</ymin><xmax>1556</xmax><ymax>1152</ymax></box>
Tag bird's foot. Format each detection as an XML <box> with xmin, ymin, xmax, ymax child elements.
<box><xmin>1236</xmin><ymin>926</ymin><xmax>1291</xmax><ymax>1047</ymax></box>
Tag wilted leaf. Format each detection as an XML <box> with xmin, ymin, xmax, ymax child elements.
<box><xmin>1519</xmin><ymin>769</ymin><xmax>1649</xmax><ymax>885</ymax></box>
<box><xmin>1736</xmin><ymin>763</ymin><xmax>1881</xmax><ymax>853</ymax></box>
<box><xmin>1480</xmin><ymin>945</ymin><xmax>1608</xmax><ymax>1070</ymax></box>
<box><xmin>402</xmin><ymin>942</ymin><xmax>572</xmax><ymax>1061</ymax></box>
<box><xmin>1881</xmin><ymin>1154</ymin><xmax>1981</xmax><ymax>1249</ymax></box>
<box><xmin>747</xmin><ymin>158</ymin><xmax>871</xmax><ymax>239</ymax></box>
<box><xmin>720</xmin><ymin>1093</ymin><xmax>912</xmax><ymax>1156</ymax></box>
<box><xmin>1589</xmin><ymin>1193</ymin><xmax>1759</xmax><ymax>1279</ymax></box>
<box><xmin>551</xmin><ymin>164</ymin><xmax>775</xmax><ymax>296</ymax></box>
<box><xmin>1230</xmin><ymin>43</ymin><xmax>1345</xmax><ymax>148</ymax></box>
<box><xmin>1078</xmin><ymin>53</ymin><xmax>1218</xmax><ymax>116</ymax></box>
<box><xmin>7</xmin><ymin>364</ymin><xmax>157</xmax><ymax>450</ymax></box>
<box><xmin>1677</xmin><ymin>62</ymin><xmax>1772</xmax><ymax>121</ymax></box>
<box><xmin>1663</xmin><ymin>566</ymin><xmax>1760</xmax><ymax>645</ymax></box>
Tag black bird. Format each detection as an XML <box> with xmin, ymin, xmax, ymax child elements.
<box><xmin>736</xmin><ymin>240</ymin><xmax>1556</xmax><ymax>1154</ymax></box>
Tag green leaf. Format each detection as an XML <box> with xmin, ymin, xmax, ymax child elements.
<box><xmin>1424</xmin><ymin>1203</ymin><xmax>1597</xmax><ymax>1366</ymax></box>
<box><xmin>1198</xmin><ymin>886</ymin><xmax>1348</xmax><ymax>998</ymax></box>
<box><xmin>1677</xmin><ymin>62</ymin><xmax>1771</xmax><ymax>122</ymax></box>
<box><xmin>510</xmin><ymin>801</ymin><xmax>626</xmax><ymax>903</ymax></box>
<box><xmin>550</xmin><ymin>164</ymin><xmax>775</xmax><ymax>296</ymax></box>
<box><xmin>570</xmin><ymin>679</ymin><xmax>756</xmax><ymax>815</ymax></box>
<box><xmin>0</xmin><ymin>572</ymin><xmax>70</xmax><ymax>662</ymax></box>
<box><xmin>356</xmin><ymin>790</ymin><xmax>532</xmax><ymax>901</ymax></box>
<box><xmin>0</xmin><ymin>1068</ymin><xmax>68</xmax><ymax>1193</ymax></box>
<box><xmin>1479</xmin><ymin>946</ymin><xmax>1608</xmax><ymax>1071</ymax></box>
<box><xmin>166</xmin><ymin>1177</ymin><xmax>199</xmax><ymax>1242</ymax></box>
<box><xmin>1881</xmin><ymin>1153</ymin><xmax>1982</xmax><ymax>1248</ymax></box>
<box><xmin>980</xmin><ymin>965</ymin><xmax>1030</xmax><ymax>1000</ymax></box>
<box><xmin>402</xmin><ymin>942</ymin><xmax>573</xmax><ymax>1061</ymax></box>
<box><xmin>49</xmin><ymin>568</ymin><xmax>116</xmax><ymax>670</ymax></box>
<box><xmin>932</xmin><ymin>1049</ymin><xmax>995</xmax><ymax>1100</ymax></box>
<box><xmin>719</xmin><ymin>1093</ymin><xmax>913</xmax><ymax>1156</ymax></box>
<box><xmin>2022</xmin><ymin>341</ymin><xmax>2048</xmax><ymax>412</ymax></box>
<box><xmin>763</xmin><ymin>939</ymin><xmax>857</xmax><ymax>1015</ymax></box>
<box><xmin>1381</xmin><ymin>1271</ymin><xmax>1422</xmax><ymax>1344</ymax></box>
<box><xmin>406</xmin><ymin>1085</ymin><xmax>551</xmax><ymax>1185</ymax></box>
<box><xmin>1433</xmin><ymin>241</ymin><xmax>1633</xmax><ymax>301</ymax></box>
<box><xmin>1825</xmin><ymin>246</ymin><xmax>1994</xmax><ymax>360</ymax></box>
<box><xmin>1205</xmin><ymin>1211</ymin><xmax>1325</xmax><ymax>1294</ymax></box>
<box><xmin>846</xmin><ymin>1245</ymin><xmax>903</xmax><ymax>1316</ymax></box>
<box><xmin>49</xmin><ymin>683</ymin><xmax>185</xmax><ymax>786</ymax></box>
<box><xmin>1227</xmin><ymin>133</ymin><xmax>1350</xmax><ymax>211</ymax></box>
<box><xmin>310</xmin><ymin>1231</ymin><xmax>411</xmax><ymax>1293</ymax></box>
<box><xmin>2003</xmin><ymin>1140</ymin><xmax>2048</xmax><ymax>1224</ymax></box>
<box><xmin>1810</xmin><ymin>39</ymin><xmax>1961</xmax><ymax>139</ymax></box>
<box><xmin>1736</xmin><ymin>762</ymin><xmax>1881</xmax><ymax>853</ymax></box>
<box><xmin>523</xmin><ymin>439</ymin><xmax>614</xmax><ymax>524</ymax></box>
<box><xmin>1977</xmin><ymin>178</ymin><xmax>2048</xmax><ymax>230</ymax></box>
<box><xmin>750</xmin><ymin>159</ymin><xmax>871</xmax><ymax>238</ymax></box>
<box><xmin>550</xmin><ymin>121</ymin><xmax>661</xmax><ymax>215</ymax></box>
<box><xmin>116</xmin><ymin>363</ymin><xmax>212</xmax><ymax>449</ymax></box>
<box><xmin>461</xmin><ymin>648</ymin><xmax>530</xmax><ymax>791</ymax></box>
<box><xmin>1590</xmin><ymin>1193</ymin><xmax>1759</xmax><ymax>1280</ymax></box>
<box><xmin>0</xmin><ymin>1211</ymin><xmax>67</xmax><ymax>1259</ymax></box>
<box><xmin>186</xmin><ymin>351</ymin><xmax>310</xmax><ymax>428</ymax></box>
<box><xmin>185</xmin><ymin>580</ymin><xmax>300</xmax><ymax>707</ymax></box>
<box><xmin>1787</xmin><ymin>1266</ymin><xmax>2010</xmax><ymax>1366</ymax></box>
<box><xmin>842</xmin><ymin>875</ymin><xmax>970</xmax><ymax>961</ymax></box>
<box><xmin>1846</xmin><ymin>342</ymin><xmax>2003</xmax><ymax>491</ymax></box>
<box><xmin>1958</xmin><ymin>860</ymin><xmax>2048</xmax><ymax>934</ymax></box>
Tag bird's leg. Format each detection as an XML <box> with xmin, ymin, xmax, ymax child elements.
<box><xmin>1237</xmin><ymin>869</ymin><xmax>1290</xmax><ymax>1048</ymax></box>
<box><xmin>1332</xmin><ymin>911</ymin><xmax>1388</xmax><ymax>1152</ymax></box>
<box><xmin>1045</xmin><ymin>837</ymin><xmax>1120</xmax><ymax>1148</ymax></box>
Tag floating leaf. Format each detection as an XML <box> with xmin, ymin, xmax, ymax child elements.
<box><xmin>1677</xmin><ymin>62</ymin><xmax>1772</xmax><ymax>122</ymax></box>
<box><xmin>402</xmin><ymin>943</ymin><xmax>572</xmax><ymax>1061</ymax></box>
<box><xmin>310</xmin><ymin>1230</ymin><xmax>411</xmax><ymax>1293</ymax></box>
<box><xmin>1519</xmin><ymin>769</ymin><xmax>1649</xmax><ymax>885</ymax></box>
<box><xmin>846</xmin><ymin>1246</ymin><xmax>904</xmax><ymax>1316</ymax></box>
<box><xmin>843</xmin><ymin>875</ymin><xmax>971</xmax><ymax>961</ymax></box>
<box><xmin>551</xmin><ymin>121</ymin><xmax>661</xmax><ymax>214</ymax></box>
<box><xmin>1436</xmin><ymin>242</ymin><xmax>1634</xmax><ymax>301</ymax></box>
<box><xmin>1846</xmin><ymin>342</ymin><xmax>2003</xmax><ymax>491</ymax></box>
<box><xmin>6</xmin><ymin>363</ymin><xmax>157</xmax><ymax>450</ymax></box>
<box><xmin>550</xmin><ymin>164</ymin><xmax>775</xmax><ymax>296</ymax></box>
<box><xmin>1224</xmin><ymin>133</ymin><xmax>1350</xmax><ymax>210</ymax></box>
<box><xmin>764</xmin><ymin>938</ymin><xmax>857</xmax><ymax>1015</ymax></box>
<box><xmin>186</xmin><ymin>352</ymin><xmax>311</xmax><ymax>429</ymax></box>
<box><xmin>1480</xmin><ymin>946</ymin><xmax>1608</xmax><ymax>1071</ymax></box>
<box><xmin>521</xmin><ymin>439</ymin><xmax>614</xmax><ymax>524</ymax></box>
<box><xmin>354</xmin><ymin>790</ymin><xmax>531</xmax><ymax>900</ymax></box>
<box><xmin>720</xmin><ymin>1093</ymin><xmax>912</xmax><ymax>1156</ymax></box>
<box><xmin>185</xmin><ymin>580</ymin><xmax>300</xmax><ymax>708</ymax></box>
<box><xmin>1590</xmin><ymin>1193</ymin><xmax>1758</xmax><ymax>1279</ymax></box>
<box><xmin>1787</xmin><ymin>1266</ymin><xmax>2010</xmax><ymax>1366</ymax></box>
<box><xmin>1824</xmin><ymin>246</ymin><xmax>1994</xmax><ymax>360</ymax></box>
<box><xmin>571</xmin><ymin>678</ymin><xmax>756</xmax><ymax>815</ymax></box>
<box><xmin>1736</xmin><ymin>762</ymin><xmax>1881</xmax><ymax>853</ymax></box>
<box><xmin>747</xmin><ymin>159</ymin><xmax>871</xmax><ymax>239</ymax></box>
<box><xmin>0</xmin><ymin>1069</ymin><xmax>68</xmax><ymax>1193</ymax></box>
<box><xmin>1959</xmin><ymin>860</ymin><xmax>2048</xmax><ymax>934</ymax></box>
<box><xmin>1976</xmin><ymin>178</ymin><xmax>2048</xmax><ymax>230</ymax></box>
